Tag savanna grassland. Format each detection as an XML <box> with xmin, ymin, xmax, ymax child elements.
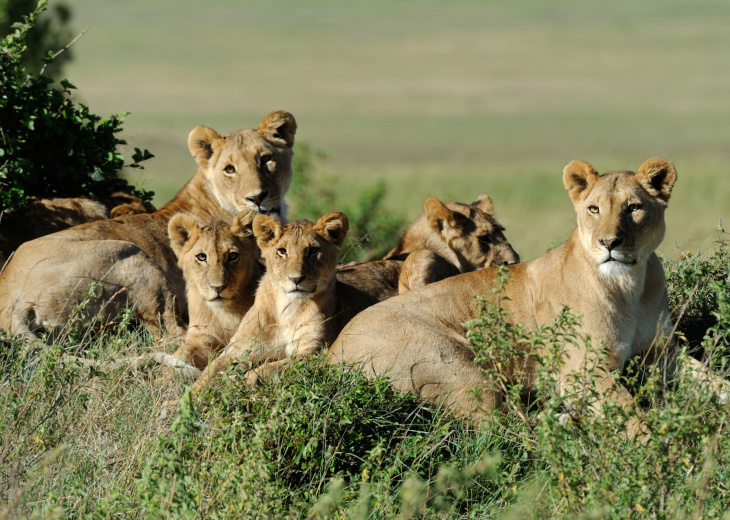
<box><xmin>3</xmin><ymin>1</ymin><xmax>730</xmax><ymax>518</ymax></box>
<box><xmin>62</xmin><ymin>0</ymin><xmax>730</xmax><ymax>260</ymax></box>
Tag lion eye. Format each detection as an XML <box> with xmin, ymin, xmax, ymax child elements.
<box><xmin>196</xmin><ymin>253</ymin><xmax>207</xmax><ymax>262</ymax></box>
<box><xmin>308</xmin><ymin>247</ymin><xmax>320</xmax><ymax>257</ymax></box>
<box><xmin>477</xmin><ymin>235</ymin><xmax>492</xmax><ymax>245</ymax></box>
<box><xmin>224</xmin><ymin>165</ymin><xmax>236</xmax><ymax>174</ymax></box>
<box><xmin>228</xmin><ymin>252</ymin><xmax>239</xmax><ymax>263</ymax></box>
<box><xmin>628</xmin><ymin>204</ymin><xmax>642</xmax><ymax>213</ymax></box>
<box><xmin>277</xmin><ymin>248</ymin><xmax>287</xmax><ymax>257</ymax></box>
<box><xmin>588</xmin><ymin>206</ymin><xmax>599</xmax><ymax>215</ymax></box>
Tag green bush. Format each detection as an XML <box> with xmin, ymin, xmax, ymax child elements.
<box><xmin>136</xmin><ymin>357</ymin><xmax>496</xmax><ymax>518</ymax></box>
<box><xmin>664</xmin><ymin>227</ymin><xmax>729</xmax><ymax>350</ymax></box>
<box><xmin>464</xmin><ymin>264</ymin><xmax>730</xmax><ymax>518</ymax></box>
<box><xmin>0</xmin><ymin>1</ymin><xmax>153</xmax><ymax>213</ymax></box>
<box><xmin>1</xmin><ymin>0</ymin><xmax>74</xmax><ymax>77</ymax></box>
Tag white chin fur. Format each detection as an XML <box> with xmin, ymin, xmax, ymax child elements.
<box><xmin>598</xmin><ymin>260</ymin><xmax>633</xmax><ymax>277</ymax></box>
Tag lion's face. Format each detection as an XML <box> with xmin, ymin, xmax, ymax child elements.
<box><xmin>254</xmin><ymin>213</ymin><xmax>349</xmax><ymax>300</ymax></box>
<box><xmin>187</xmin><ymin>111</ymin><xmax>297</xmax><ymax>219</ymax></box>
<box><xmin>563</xmin><ymin>158</ymin><xmax>676</xmax><ymax>278</ymax></box>
<box><xmin>426</xmin><ymin>194</ymin><xmax>520</xmax><ymax>269</ymax></box>
<box><xmin>169</xmin><ymin>211</ymin><xmax>259</xmax><ymax>309</ymax></box>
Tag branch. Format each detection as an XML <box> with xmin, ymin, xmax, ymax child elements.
<box><xmin>40</xmin><ymin>25</ymin><xmax>91</xmax><ymax>76</ymax></box>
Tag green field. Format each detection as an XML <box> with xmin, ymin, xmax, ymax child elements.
<box><xmin>60</xmin><ymin>0</ymin><xmax>730</xmax><ymax>260</ymax></box>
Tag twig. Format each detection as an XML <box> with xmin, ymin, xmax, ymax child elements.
<box><xmin>1</xmin><ymin>250</ymin><xmax>13</xmax><ymax>275</ymax></box>
<box><xmin>40</xmin><ymin>26</ymin><xmax>90</xmax><ymax>76</ymax></box>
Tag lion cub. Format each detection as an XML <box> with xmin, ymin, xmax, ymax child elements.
<box><xmin>191</xmin><ymin>211</ymin><xmax>348</xmax><ymax>393</ymax></box>
<box><xmin>167</xmin><ymin>210</ymin><xmax>263</xmax><ymax>370</ymax></box>
<box><xmin>335</xmin><ymin>194</ymin><xmax>519</xmax><ymax>298</ymax></box>
<box><xmin>389</xmin><ymin>194</ymin><xmax>520</xmax><ymax>292</ymax></box>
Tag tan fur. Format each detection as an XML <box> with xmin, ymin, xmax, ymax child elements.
<box><xmin>167</xmin><ymin>211</ymin><xmax>263</xmax><ymax>370</ymax></box>
<box><xmin>330</xmin><ymin>158</ymin><xmax>680</xmax><ymax>437</ymax></box>
<box><xmin>0</xmin><ymin>193</ymin><xmax>155</xmax><ymax>260</ymax></box>
<box><xmin>330</xmin><ymin>195</ymin><xmax>519</xmax><ymax>335</ymax></box>
<box><xmin>0</xmin><ymin>111</ymin><xmax>297</xmax><ymax>340</ymax></box>
<box><xmin>192</xmin><ymin>212</ymin><xmax>348</xmax><ymax>393</ymax></box>
<box><xmin>335</xmin><ymin>195</ymin><xmax>520</xmax><ymax>302</ymax></box>
<box><xmin>388</xmin><ymin>194</ymin><xmax>520</xmax><ymax>292</ymax></box>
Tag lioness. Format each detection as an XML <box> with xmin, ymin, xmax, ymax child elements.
<box><xmin>330</xmin><ymin>157</ymin><xmax>680</xmax><ymax>437</ymax></box>
<box><xmin>167</xmin><ymin>210</ymin><xmax>263</xmax><ymax>370</ymax></box>
<box><xmin>191</xmin><ymin>212</ymin><xmax>349</xmax><ymax>393</ymax></box>
<box><xmin>0</xmin><ymin>191</ymin><xmax>156</xmax><ymax>263</ymax></box>
<box><xmin>335</xmin><ymin>194</ymin><xmax>520</xmax><ymax>300</ymax></box>
<box><xmin>0</xmin><ymin>110</ymin><xmax>296</xmax><ymax>340</ymax></box>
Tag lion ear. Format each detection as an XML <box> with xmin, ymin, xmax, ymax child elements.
<box><xmin>563</xmin><ymin>160</ymin><xmax>599</xmax><ymax>205</ymax></box>
<box><xmin>188</xmin><ymin>126</ymin><xmax>223</xmax><ymax>170</ymax></box>
<box><xmin>472</xmin><ymin>194</ymin><xmax>494</xmax><ymax>215</ymax></box>
<box><xmin>168</xmin><ymin>213</ymin><xmax>199</xmax><ymax>257</ymax></box>
<box><xmin>231</xmin><ymin>209</ymin><xmax>257</xmax><ymax>240</ymax></box>
<box><xmin>253</xmin><ymin>214</ymin><xmax>284</xmax><ymax>249</ymax></box>
<box><xmin>425</xmin><ymin>197</ymin><xmax>467</xmax><ymax>235</ymax></box>
<box><xmin>258</xmin><ymin>110</ymin><xmax>297</xmax><ymax>148</ymax></box>
<box><xmin>636</xmin><ymin>157</ymin><xmax>677</xmax><ymax>203</ymax></box>
<box><xmin>315</xmin><ymin>212</ymin><xmax>349</xmax><ymax>248</ymax></box>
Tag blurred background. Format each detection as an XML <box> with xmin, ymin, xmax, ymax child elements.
<box><xmin>24</xmin><ymin>0</ymin><xmax>730</xmax><ymax>260</ymax></box>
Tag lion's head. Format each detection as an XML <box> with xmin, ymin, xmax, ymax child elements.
<box><xmin>253</xmin><ymin>212</ymin><xmax>349</xmax><ymax>300</ymax></box>
<box><xmin>168</xmin><ymin>210</ymin><xmax>259</xmax><ymax>310</ymax></box>
<box><xmin>187</xmin><ymin>110</ymin><xmax>297</xmax><ymax>219</ymax></box>
<box><xmin>423</xmin><ymin>194</ymin><xmax>520</xmax><ymax>270</ymax></box>
<box><xmin>563</xmin><ymin>157</ymin><xmax>676</xmax><ymax>279</ymax></box>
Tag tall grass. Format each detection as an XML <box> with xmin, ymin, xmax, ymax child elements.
<box><xmin>1</xmin><ymin>229</ymin><xmax>728</xmax><ymax>518</ymax></box>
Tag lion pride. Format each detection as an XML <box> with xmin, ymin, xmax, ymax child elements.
<box><xmin>0</xmin><ymin>110</ymin><xmax>296</xmax><ymax>341</ymax></box>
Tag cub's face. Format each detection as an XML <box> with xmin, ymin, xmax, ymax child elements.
<box><xmin>254</xmin><ymin>213</ymin><xmax>349</xmax><ymax>300</ymax></box>
<box><xmin>169</xmin><ymin>211</ymin><xmax>259</xmax><ymax>308</ymax></box>
<box><xmin>563</xmin><ymin>158</ymin><xmax>676</xmax><ymax>277</ymax></box>
<box><xmin>187</xmin><ymin>110</ymin><xmax>297</xmax><ymax>219</ymax></box>
<box><xmin>426</xmin><ymin>195</ymin><xmax>520</xmax><ymax>269</ymax></box>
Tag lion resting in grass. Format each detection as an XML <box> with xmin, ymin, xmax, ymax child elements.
<box><xmin>335</xmin><ymin>194</ymin><xmax>519</xmax><ymax>301</ymax></box>
<box><xmin>0</xmin><ymin>110</ymin><xmax>296</xmax><ymax>341</ymax></box>
<box><xmin>166</xmin><ymin>210</ymin><xmax>264</xmax><ymax>371</ymax></box>
<box><xmin>183</xmin><ymin>196</ymin><xmax>519</xmax><ymax>387</ymax></box>
<box><xmin>387</xmin><ymin>194</ymin><xmax>519</xmax><ymax>292</ymax></box>
<box><xmin>0</xmin><ymin>190</ymin><xmax>155</xmax><ymax>265</ymax></box>
<box><xmin>191</xmin><ymin>212</ymin><xmax>349</xmax><ymax>393</ymax></box>
<box><xmin>330</xmin><ymin>157</ymin><xmax>682</xmax><ymax>437</ymax></box>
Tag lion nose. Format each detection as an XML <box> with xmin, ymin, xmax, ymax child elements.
<box><xmin>246</xmin><ymin>190</ymin><xmax>268</xmax><ymax>207</ymax></box>
<box><xmin>209</xmin><ymin>283</ymin><xmax>228</xmax><ymax>293</ymax></box>
<box><xmin>288</xmin><ymin>274</ymin><xmax>305</xmax><ymax>285</ymax></box>
<box><xmin>599</xmin><ymin>237</ymin><xmax>622</xmax><ymax>251</ymax></box>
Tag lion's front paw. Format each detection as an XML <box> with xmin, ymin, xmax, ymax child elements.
<box><xmin>245</xmin><ymin>369</ymin><xmax>262</xmax><ymax>389</ymax></box>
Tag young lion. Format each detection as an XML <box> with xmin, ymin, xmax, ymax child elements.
<box><xmin>167</xmin><ymin>210</ymin><xmax>264</xmax><ymax>371</ymax></box>
<box><xmin>389</xmin><ymin>194</ymin><xmax>520</xmax><ymax>292</ymax></box>
<box><xmin>191</xmin><ymin>212</ymin><xmax>349</xmax><ymax>393</ymax></box>
<box><xmin>335</xmin><ymin>194</ymin><xmax>519</xmax><ymax>298</ymax></box>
